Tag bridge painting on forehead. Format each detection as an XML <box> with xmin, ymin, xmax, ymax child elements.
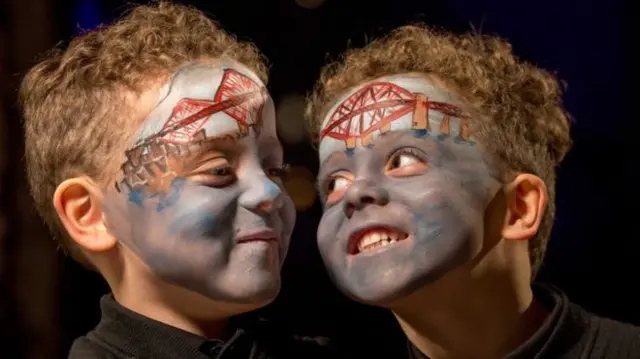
<box><xmin>115</xmin><ymin>67</ymin><xmax>268</xmax><ymax>211</ymax></box>
<box><xmin>318</xmin><ymin>77</ymin><xmax>475</xmax><ymax>163</ymax></box>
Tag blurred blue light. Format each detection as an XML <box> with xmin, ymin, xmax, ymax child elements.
<box><xmin>73</xmin><ymin>0</ymin><xmax>102</xmax><ymax>33</ymax></box>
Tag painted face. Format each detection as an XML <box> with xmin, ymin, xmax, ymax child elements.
<box><xmin>102</xmin><ymin>62</ymin><xmax>296</xmax><ymax>304</ymax></box>
<box><xmin>316</xmin><ymin>74</ymin><xmax>501</xmax><ymax>305</ymax></box>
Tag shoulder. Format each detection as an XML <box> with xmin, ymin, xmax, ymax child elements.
<box><xmin>67</xmin><ymin>334</ymin><xmax>122</xmax><ymax>359</ymax></box>
<box><xmin>570</xmin><ymin>303</ymin><xmax>640</xmax><ymax>359</ymax></box>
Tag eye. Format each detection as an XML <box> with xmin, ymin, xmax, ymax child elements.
<box><xmin>208</xmin><ymin>166</ymin><xmax>234</xmax><ymax>176</ymax></box>
<box><xmin>188</xmin><ymin>158</ymin><xmax>237</xmax><ymax>188</ymax></box>
<box><xmin>266</xmin><ymin>163</ymin><xmax>290</xmax><ymax>181</ymax></box>
<box><xmin>385</xmin><ymin>148</ymin><xmax>430</xmax><ymax>177</ymax></box>
<box><xmin>324</xmin><ymin>172</ymin><xmax>353</xmax><ymax>205</ymax></box>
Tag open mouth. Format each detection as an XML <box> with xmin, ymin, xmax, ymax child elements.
<box><xmin>348</xmin><ymin>227</ymin><xmax>409</xmax><ymax>255</ymax></box>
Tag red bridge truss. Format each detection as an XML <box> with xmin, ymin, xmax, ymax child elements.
<box><xmin>319</xmin><ymin>81</ymin><xmax>469</xmax><ymax>141</ymax></box>
<box><xmin>146</xmin><ymin>68</ymin><xmax>266</xmax><ymax>145</ymax></box>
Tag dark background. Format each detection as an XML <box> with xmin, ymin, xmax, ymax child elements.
<box><xmin>0</xmin><ymin>0</ymin><xmax>636</xmax><ymax>358</ymax></box>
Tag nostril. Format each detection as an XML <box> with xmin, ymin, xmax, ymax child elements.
<box><xmin>344</xmin><ymin>203</ymin><xmax>355</xmax><ymax>218</ymax></box>
<box><xmin>360</xmin><ymin>196</ymin><xmax>375</xmax><ymax>204</ymax></box>
<box><xmin>256</xmin><ymin>200</ymin><xmax>274</xmax><ymax>212</ymax></box>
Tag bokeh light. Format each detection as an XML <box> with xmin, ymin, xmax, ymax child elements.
<box><xmin>276</xmin><ymin>94</ymin><xmax>308</xmax><ymax>145</ymax></box>
<box><xmin>283</xmin><ymin>166</ymin><xmax>317</xmax><ymax>211</ymax></box>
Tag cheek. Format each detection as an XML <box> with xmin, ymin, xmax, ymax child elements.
<box><xmin>279</xmin><ymin>195</ymin><xmax>296</xmax><ymax>234</ymax></box>
<box><xmin>162</xmin><ymin>184</ymin><xmax>240</xmax><ymax>238</ymax></box>
<box><xmin>391</xmin><ymin>171</ymin><xmax>487</xmax><ymax>231</ymax></box>
<box><xmin>317</xmin><ymin>207</ymin><xmax>344</xmax><ymax>250</ymax></box>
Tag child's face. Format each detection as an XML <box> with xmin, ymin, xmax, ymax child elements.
<box><xmin>316</xmin><ymin>74</ymin><xmax>501</xmax><ymax>305</ymax></box>
<box><xmin>103</xmin><ymin>62</ymin><xmax>295</xmax><ymax>305</ymax></box>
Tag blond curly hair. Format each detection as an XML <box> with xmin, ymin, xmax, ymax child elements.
<box><xmin>20</xmin><ymin>2</ymin><xmax>268</xmax><ymax>266</ymax></box>
<box><xmin>306</xmin><ymin>25</ymin><xmax>572</xmax><ymax>276</ymax></box>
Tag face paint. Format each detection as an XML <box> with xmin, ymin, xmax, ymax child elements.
<box><xmin>316</xmin><ymin>74</ymin><xmax>500</xmax><ymax>305</ymax></box>
<box><xmin>103</xmin><ymin>62</ymin><xmax>296</xmax><ymax>304</ymax></box>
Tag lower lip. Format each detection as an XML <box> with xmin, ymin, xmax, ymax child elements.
<box><xmin>237</xmin><ymin>238</ymin><xmax>277</xmax><ymax>244</ymax></box>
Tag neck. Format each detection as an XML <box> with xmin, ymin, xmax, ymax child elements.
<box><xmin>110</xmin><ymin>262</ymin><xmax>230</xmax><ymax>339</ymax></box>
<box><xmin>390</xmin><ymin>266</ymin><xmax>547</xmax><ymax>359</ymax></box>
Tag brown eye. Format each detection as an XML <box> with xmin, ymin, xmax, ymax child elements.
<box><xmin>209</xmin><ymin>166</ymin><xmax>233</xmax><ymax>176</ymax></box>
<box><xmin>389</xmin><ymin>153</ymin><xmax>419</xmax><ymax>169</ymax></box>
<box><xmin>385</xmin><ymin>149</ymin><xmax>430</xmax><ymax>177</ymax></box>
<box><xmin>266</xmin><ymin>164</ymin><xmax>290</xmax><ymax>180</ymax></box>
<box><xmin>188</xmin><ymin>158</ymin><xmax>237</xmax><ymax>188</ymax></box>
<box><xmin>324</xmin><ymin>172</ymin><xmax>352</xmax><ymax>205</ymax></box>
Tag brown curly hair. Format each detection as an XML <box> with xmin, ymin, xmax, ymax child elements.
<box><xmin>20</xmin><ymin>2</ymin><xmax>268</xmax><ymax>267</ymax></box>
<box><xmin>306</xmin><ymin>25</ymin><xmax>572</xmax><ymax>276</ymax></box>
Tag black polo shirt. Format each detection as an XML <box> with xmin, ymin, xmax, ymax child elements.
<box><xmin>408</xmin><ymin>285</ymin><xmax>640</xmax><ymax>359</ymax></box>
<box><xmin>68</xmin><ymin>295</ymin><xmax>335</xmax><ymax>359</ymax></box>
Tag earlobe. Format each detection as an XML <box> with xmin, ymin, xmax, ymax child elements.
<box><xmin>53</xmin><ymin>177</ymin><xmax>117</xmax><ymax>252</ymax></box>
<box><xmin>501</xmin><ymin>174</ymin><xmax>547</xmax><ymax>241</ymax></box>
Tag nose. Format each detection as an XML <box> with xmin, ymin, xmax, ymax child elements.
<box><xmin>238</xmin><ymin>174</ymin><xmax>283</xmax><ymax>214</ymax></box>
<box><xmin>344</xmin><ymin>179</ymin><xmax>389</xmax><ymax>217</ymax></box>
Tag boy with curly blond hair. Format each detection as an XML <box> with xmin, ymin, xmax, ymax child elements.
<box><xmin>307</xmin><ymin>25</ymin><xmax>640</xmax><ymax>359</ymax></box>
<box><xmin>22</xmin><ymin>2</ymin><xmax>333</xmax><ymax>358</ymax></box>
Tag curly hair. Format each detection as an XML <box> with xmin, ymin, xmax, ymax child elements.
<box><xmin>20</xmin><ymin>2</ymin><xmax>268</xmax><ymax>267</ymax></box>
<box><xmin>306</xmin><ymin>25</ymin><xmax>572</xmax><ymax>276</ymax></box>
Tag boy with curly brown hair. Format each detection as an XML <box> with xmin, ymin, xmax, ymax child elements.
<box><xmin>21</xmin><ymin>2</ymin><xmax>334</xmax><ymax>358</ymax></box>
<box><xmin>307</xmin><ymin>25</ymin><xmax>640</xmax><ymax>359</ymax></box>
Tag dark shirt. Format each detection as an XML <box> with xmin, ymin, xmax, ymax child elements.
<box><xmin>408</xmin><ymin>285</ymin><xmax>640</xmax><ymax>359</ymax></box>
<box><xmin>68</xmin><ymin>295</ymin><xmax>335</xmax><ymax>359</ymax></box>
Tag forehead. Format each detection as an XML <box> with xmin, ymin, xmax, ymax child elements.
<box><xmin>317</xmin><ymin>73</ymin><xmax>469</xmax><ymax>164</ymax></box>
<box><xmin>133</xmin><ymin>61</ymin><xmax>269</xmax><ymax>144</ymax></box>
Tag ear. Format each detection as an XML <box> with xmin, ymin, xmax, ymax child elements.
<box><xmin>53</xmin><ymin>177</ymin><xmax>117</xmax><ymax>252</ymax></box>
<box><xmin>501</xmin><ymin>174</ymin><xmax>547</xmax><ymax>241</ymax></box>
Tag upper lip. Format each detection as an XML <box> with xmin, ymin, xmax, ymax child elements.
<box><xmin>345</xmin><ymin>221</ymin><xmax>410</xmax><ymax>255</ymax></box>
<box><xmin>236</xmin><ymin>228</ymin><xmax>277</xmax><ymax>243</ymax></box>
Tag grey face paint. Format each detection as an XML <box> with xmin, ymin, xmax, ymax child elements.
<box><xmin>103</xmin><ymin>62</ymin><xmax>296</xmax><ymax>304</ymax></box>
<box><xmin>316</xmin><ymin>74</ymin><xmax>500</xmax><ymax>304</ymax></box>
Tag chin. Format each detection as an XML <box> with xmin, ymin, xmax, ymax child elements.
<box><xmin>214</xmin><ymin>271</ymin><xmax>282</xmax><ymax>306</ymax></box>
<box><xmin>333</xmin><ymin>272</ymin><xmax>426</xmax><ymax>307</ymax></box>
<box><xmin>325</xmin><ymin>244</ymin><xmax>456</xmax><ymax>307</ymax></box>
<box><xmin>168</xmin><ymin>278</ymin><xmax>281</xmax><ymax>319</ymax></box>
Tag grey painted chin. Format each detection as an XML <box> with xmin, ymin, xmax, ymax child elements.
<box><xmin>141</xmin><ymin>200</ymin><xmax>292</xmax><ymax>305</ymax></box>
<box><xmin>326</xmin><ymin>239</ymin><xmax>458</xmax><ymax>306</ymax></box>
<box><xmin>174</xmin><ymin>275</ymin><xmax>281</xmax><ymax>306</ymax></box>
<box><xmin>150</xmin><ymin>245</ymin><xmax>283</xmax><ymax>305</ymax></box>
<box><xmin>319</xmin><ymin>213</ymin><xmax>478</xmax><ymax>306</ymax></box>
<box><xmin>199</xmin><ymin>270</ymin><xmax>282</xmax><ymax>305</ymax></box>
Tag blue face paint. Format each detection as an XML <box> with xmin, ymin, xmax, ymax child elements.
<box><xmin>263</xmin><ymin>178</ymin><xmax>282</xmax><ymax>201</ymax></box>
<box><xmin>156</xmin><ymin>177</ymin><xmax>186</xmax><ymax>212</ymax></box>
<box><xmin>315</xmin><ymin>74</ymin><xmax>499</xmax><ymax>305</ymax></box>
<box><xmin>103</xmin><ymin>62</ymin><xmax>296</xmax><ymax>305</ymax></box>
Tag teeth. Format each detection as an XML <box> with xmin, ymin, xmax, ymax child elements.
<box><xmin>356</xmin><ymin>231</ymin><xmax>402</xmax><ymax>253</ymax></box>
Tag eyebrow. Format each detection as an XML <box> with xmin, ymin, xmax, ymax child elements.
<box><xmin>317</xmin><ymin>152</ymin><xmax>348</xmax><ymax>183</ymax></box>
<box><xmin>187</xmin><ymin>132</ymin><xmax>242</xmax><ymax>159</ymax></box>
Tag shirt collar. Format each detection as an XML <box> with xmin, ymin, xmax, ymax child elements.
<box><xmin>408</xmin><ymin>284</ymin><xmax>570</xmax><ymax>359</ymax></box>
<box><xmin>89</xmin><ymin>294</ymin><xmax>258</xmax><ymax>359</ymax></box>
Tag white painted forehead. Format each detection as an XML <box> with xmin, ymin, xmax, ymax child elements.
<box><xmin>317</xmin><ymin>74</ymin><xmax>467</xmax><ymax>163</ymax></box>
<box><xmin>134</xmin><ymin>62</ymin><xmax>266</xmax><ymax>141</ymax></box>
<box><xmin>319</xmin><ymin>74</ymin><xmax>460</xmax><ymax>131</ymax></box>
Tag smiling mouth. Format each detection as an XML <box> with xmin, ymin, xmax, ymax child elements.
<box><xmin>348</xmin><ymin>227</ymin><xmax>409</xmax><ymax>255</ymax></box>
<box><xmin>236</xmin><ymin>229</ymin><xmax>278</xmax><ymax>244</ymax></box>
